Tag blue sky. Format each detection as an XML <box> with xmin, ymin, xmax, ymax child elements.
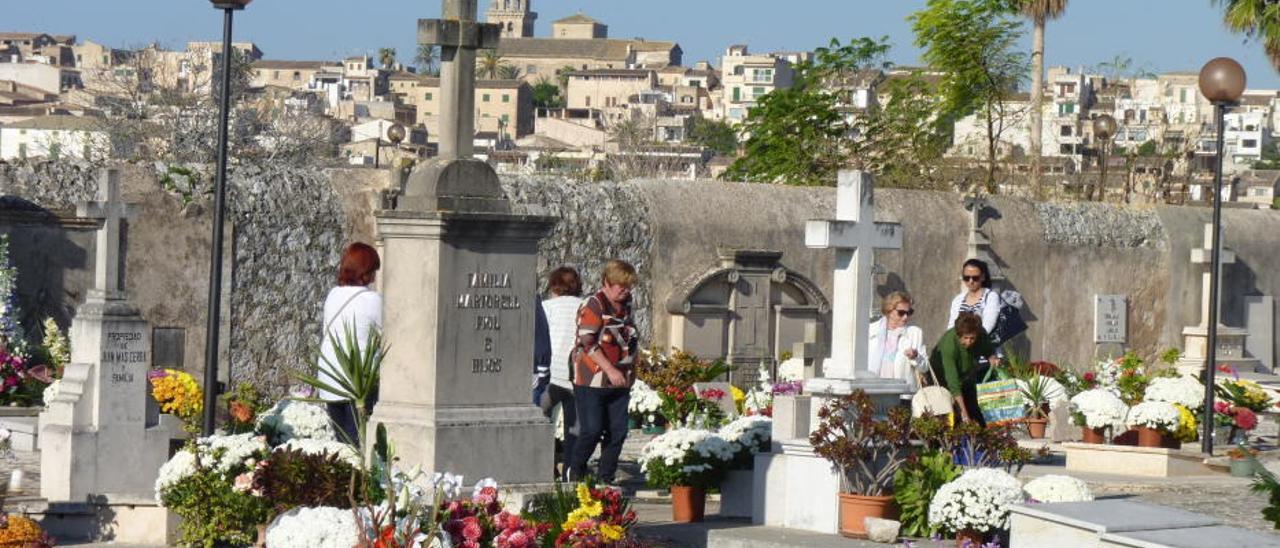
<box><xmin>9</xmin><ymin>1</ymin><xmax>1280</xmax><ymax>87</ymax></box>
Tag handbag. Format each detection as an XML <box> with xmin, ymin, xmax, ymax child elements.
<box><xmin>912</xmin><ymin>366</ymin><xmax>954</xmax><ymax>418</ymax></box>
<box><xmin>989</xmin><ymin>290</ymin><xmax>1028</xmax><ymax>346</ymax></box>
<box><xmin>975</xmin><ymin>367</ymin><xmax>1026</xmax><ymax>425</ymax></box>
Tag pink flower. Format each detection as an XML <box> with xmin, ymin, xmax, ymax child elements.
<box><xmin>1235</xmin><ymin>408</ymin><xmax>1259</xmax><ymax>430</ymax></box>
<box><xmin>1215</xmin><ymin>401</ymin><xmax>1233</xmax><ymax>414</ymax></box>
<box><xmin>146</xmin><ymin>369</ymin><xmax>169</xmax><ymax>381</ymax></box>
<box><xmin>23</xmin><ymin>364</ymin><xmax>50</xmax><ymax>383</ymax></box>
<box><xmin>474</xmin><ymin>486</ymin><xmax>498</xmax><ymax>506</ymax></box>
<box><xmin>462</xmin><ymin>516</ymin><xmax>482</xmax><ymax>541</ymax></box>
<box><xmin>232</xmin><ymin>473</ymin><xmax>253</xmax><ymax>493</ymax></box>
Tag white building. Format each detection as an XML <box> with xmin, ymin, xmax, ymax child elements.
<box><xmin>0</xmin><ymin>114</ymin><xmax>106</xmax><ymax>160</ymax></box>
<box><xmin>719</xmin><ymin>45</ymin><xmax>794</xmax><ymax>124</ymax></box>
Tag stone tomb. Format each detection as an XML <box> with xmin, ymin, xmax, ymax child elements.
<box><xmin>1063</xmin><ymin>442</ymin><xmax>1212</xmax><ymax>478</ymax></box>
<box><xmin>1009</xmin><ymin>499</ymin><xmax>1280</xmax><ymax>548</ymax></box>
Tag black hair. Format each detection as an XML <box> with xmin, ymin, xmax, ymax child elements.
<box><xmin>962</xmin><ymin>258</ymin><xmax>993</xmax><ymax>289</ymax></box>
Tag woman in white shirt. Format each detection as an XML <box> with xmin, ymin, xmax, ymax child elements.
<box><xmin>318</xmin><ymin>242</ymin><xmax>383</xmax><ymax>444</ymax></box>
<box><xmin>946</xmin><ymin>258</ymin><xmax>1001</xmax><ymax>335</ymax></box>
<box><xmin>539</xmin><ymin>266</ymin><xmax>585</xmax><ymax>480</ymax></box>
<box><xmin>868</xmin><ymin>291</ymin><xmax>929</xmax><ymax>403</ymax></box>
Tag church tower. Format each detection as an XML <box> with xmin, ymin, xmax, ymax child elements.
<box><xmin>487</xmin><ymin>0</ymin><xmax>537</xmax><ymax>38</ymax></box>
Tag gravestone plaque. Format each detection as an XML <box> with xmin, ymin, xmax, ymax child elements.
<box><xmin>151</xmin><ymin>327</ymin><xmax>185</xmax><ymax>369</ymax></box>
<box><xmin>1094</xmin><ymin>295</ymin><xmax>1127</xmax><ymax>344</ymax></box>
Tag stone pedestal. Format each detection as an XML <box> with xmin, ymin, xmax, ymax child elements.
<box><xmin>39</xmin><ymin>297</ymin><xmax>183</xmax><ymax>502</ymax></box>
<box><xmin>368</xmin><ymin>208</ymin><xmax>556</xmax><ymax>488</ymax></box>
<box><xmin>1010</xmin><ymin>500</ymin><xmax>1221</xmax><ymax>548</ymax></box>
<box><xmin>1176</xmin><ymin>324</ymin><xmax>1259</xmax><ymax>375</ymax></box>
<box><xmin>1063</xmin><ymin>442</ymin><xmax>1212</xmax><ymax>478</ymax></box>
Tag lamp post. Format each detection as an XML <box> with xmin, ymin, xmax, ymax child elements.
<box><xmin>1092</xmin><ymin>114</ymin><xmax>1117</xmax><ymax>201</ymax></box>
<box><xmin>1197</xmin><ymin>57</ymin><xmax>1246</xmax><ymax>455</ymax></box>
<box><xmin>203</xmin><ymin>0</ymin><xmax>252</xmax><ymax>436</ymax></box>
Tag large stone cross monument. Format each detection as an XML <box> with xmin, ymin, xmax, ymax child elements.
<box><xmin>369</xmin><ymin>0</ymin><xmax>554</xmax><ymax>497</ymax></box>
<box><xmin>1177</xmin><ymin>223</ymin><xmax>1259</xmax><ymax>374</ymax></box>
<box><xmin>963</xmin><ymin>191</ymin><xmax>1004</xmax><ymax>281</ymax></box>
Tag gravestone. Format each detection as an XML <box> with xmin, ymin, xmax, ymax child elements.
<box><xmin>1177</xmin><ymin>224</ymin><xmax>1259</xmax><ymax>375</ymax></box>
<box><xmin>1245</xmin><ymin>295</ymin><xmax>1275</xmax><ymax>373</ymax></box>
<box><xmin>692</xmin><ymin>381</ymin><xmax>738</xmax><ymax>419</ymax></box>
<box><xmin>1094</xmin><ymin>294</ymin><xmax>1127</xmax><ymax>359</ymax></box>
<box><xmin>37</xmin><ymin>168</ymin><xmax>184</xmax><ymax>544</ymax></box>
<box><xmin>776</xmin><ymin>322</ymin><xmax>824</xmax><ymax>381</ymax></box>
<box><xmin>754</xmin><ymin>170</ymin><xmax>909</xmax><ymax>535</ymax></box>
<box><xmin>1009</xmin><ymin>499</ymin><xmax>1229</xmax><ymax>548</ymax></box>
<box><xmin>368</xmin><ymin>0</ymin><xmax>554</xmax><ymax>499</ymax></box>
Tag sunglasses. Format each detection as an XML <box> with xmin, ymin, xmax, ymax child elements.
<box><xmin>962</xmin><ymin>275</ymin><xmax>983</xmax><ymax>282</ymax></box>
<box><xmin>893</xmin><ymin>309</ymin><xmax>915</xmax><ymax>317</ymax></box>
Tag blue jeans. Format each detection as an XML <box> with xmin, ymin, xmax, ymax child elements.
<box><xmin>568</xmin><ymin>385</ymin><xmax>630</xmax><ymax>483</ymax></box>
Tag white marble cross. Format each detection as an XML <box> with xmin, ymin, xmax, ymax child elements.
<box><xmin>805</xmin><ymin>170</ymin><xmax>902</xmax><ymax>378</ymax></box>
<box><xmin>418</xmin><ymin>0</ymin><xmax>500</xmax><ymax>160</ymax></box>
<box><xmin>76</xmin><ymin>168</ymin><xmax>135</xmax><ymax>300</ymax></box>
<box><xmin>1190</xmin><ymin>223</ymin><xmax>1235</xmax><ymax>328</ymax></box>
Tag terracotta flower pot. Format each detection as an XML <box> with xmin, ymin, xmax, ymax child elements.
<box><xmin>1136</xmin><ymin>426</ymin><xmax>1165</xmax><ymax>448</ymax></box>
<box><xmin>956</xmin><ymin>528</ymin><xmax>985</xmax><ymax>547</ymax></box>
<box><xmin>1081</xmin><ymin>426</ymin><xmax>1106</xmax><ymax>444</ymax></box>
<box><xmin>1025</xmin><ymin>418</ymin><xmax>1048</xmax><ymax>439</ymax></box>
<box><xmin>670</xmin><ymin>485</ymin><xmax>706</xmax><ymax>523</ymax></box>
<box><xmin>838</xmin><ymin>493</ymin><xmax>897</xmax><ymax>539</ymax></box>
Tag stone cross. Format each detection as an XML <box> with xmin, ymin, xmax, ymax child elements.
<box><xmin>418</xmin><ymin>0</ymin><xmax>500</xmax><ymax>160</ymax></box>
<box><xmin>76</xmin><ymin>168</ymin><xmax>135</xmax><ymax>300</ymax></box>
<box><xmin>963</xmin><ymin>192</ymin><xmax>988</xmax><ymax>232</ymax></box>
<box><xmin>1190</xmin><ymin>223</ymin><xmax>1235</xmax><ymax>328</ymax></box>
<box><xmin>805</xmin><ymin>170</ymin><xmax>902</xmax><ymax>378</ymax></box>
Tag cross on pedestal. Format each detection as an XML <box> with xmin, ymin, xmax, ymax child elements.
<box><xmin>1191</xmin><ymin>223</ymin><xmax>1235</xmax><ymax>328</ymax></box>
<box><xmin>418</xmin><ymin>0</ymin><xmax>501</xmax><ymax>161</ymax></box>
<box><xmin>805</xmin><ymin>170</ymin><xmax>902</xmax><ymax>379</ymax></box>
<box><xmin>963</xmin><ymin>191</ymin><xmax>988</xmax><ymax>232</ymax></box>
<box><xmin>76</xmin><ymin>168</ymin><xmax>136</xmax><ymax>301</ymax></box>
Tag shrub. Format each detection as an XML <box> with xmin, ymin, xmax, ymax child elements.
<box><xmin>894</xmin><ymin>450</ymin><xmax>960</xmax><ymax>538</ymax></box>
<box><xmin>252</xmin><ymin>448</ymin><xmax>365</xmax><ymax>514</ymax></box>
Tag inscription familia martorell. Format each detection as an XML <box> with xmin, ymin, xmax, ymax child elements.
<box><xmin>456</xmin><ymin>271</ymin><xmax>520</xmax><ymax>374</ymax></box>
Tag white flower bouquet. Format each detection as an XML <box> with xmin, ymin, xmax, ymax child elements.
<box><xmin>928</xmin><ymin>468</ymin><xmax>1024</xmax><ymax>534</ymax></box>
<box><xmin>1023</xmin><ymin>475</ymin><xmax>1093</xmax><ymax>503</ymax></box>
<box><xmin>718</xmin><ymin>415</ymin><xmax>772</xmax><ymax>468</ymax></box>
<box><xmin>256</xmin><ymin>399</ymin><xmax>336</xmax><ymax>445</ymax></box>
<box><xmin>154</xmin><ymin>433</ymin><xmax>268</xmax><ymax>504</ymax></box>
<box><xmin>639</xmin><ymin>428</ymin><xmax>735</xmax><ymax>489</ymax></box>
<box><xmin>265</xmin><ymin>506</ymin><xmax>359</xmax><ymax>548</ymax></box>
<box><xmin>1069</xmin><ymin>389</ymin><xmax>1129</xmax><ymax>431</ymax></box>
<box><xmin>1126</xmin><ymin>401</ymin><xmax>1181</xmax><ymax>432</ymax></box>
<box><xmin>276</xmin><ymin>438</ymin><xmax>362</xmax><ymax>467</ymax></box>
<box><xmin>628</xmin><ymin>379</ymin><xmax>662</xmax><ymax>417</ymax></box>
<box><xmin>1143</xmin><ymin>376</ymin><xmax>1205</xmax><ymax>411</ymax></box>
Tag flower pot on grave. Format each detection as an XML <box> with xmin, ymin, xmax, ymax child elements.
<box><xmin>718</xmin><ymin>470</ymin><xmax>754</xmax><ymax>518</ymax></box>
<box><xmin>838</xmin><ymin>493</ymin><xmax>896</xmax><ymax>539</ymax></box>
<box><xmin>1136</xmin><ymin>426</ymin><xmax>1166</xmax><ymax>448</ymax></box>
<box><xmin>1231</xmin><ymin>458</ymin><xmax>1258</xmax><ymax>478</ymax></box>
<box><xmin>642</xmin><ymin>422</ymin><xmax>664</xmax><ymax>435</ymax></box>
<box><xmin>670</xmin><ymin>485</ymin><xmax>706</xmax><ymax>523</ymax></box>
<box><xmin>1026</xmin><ymin>418</ymin><xmax>1048</xmax><ymax>439</ymax></box>
<box><xmin>1081</xmin><ymin>427</ymin><xmax>1107</xmax><ymax>444</ymax></box>
<box><xmin>955</xmin><ymin>528</ymin><xmax>986</xmax><ymax>547</ymax></box>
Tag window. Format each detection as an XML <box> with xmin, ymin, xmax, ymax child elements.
<box><xmin>17</xmin><ymin>143</ymin><xmax>26</xmax><ymax>159</ymax></box>
<box><xmin>732</xmin><ymin>87</ymin><xmax>740</xmax><ymax>102</ymax></box>
<box><xmin>527</xmin><ymin>65</ymin><xmax>537</xmax><ymax>74</ymax></box>
<box><xmin>585</xmin><ymin>96</ymin><xmax>591</xmax><ymax>107</ymax></box>
<box><xmin>752</xmin><ymin>87</ymin><xmax>766</xmax><ymax>99</ymax></box>
<box><xmin>425</xmin><ymin>92</ymin><xmax>433</xmax><ymax>100</ymax></box>
<box><xmin>1244</xmin><ymin>139</ymin><xmax>1258</xmax><ymax>148</ymax></box>
<box><xmin>751</xmin><ymin>68</ymin><xmax>773</xmax><ymax>83</ymax></box>
<box><xmin>1060</xmin><ymin>125</ymin><xmax>1072</xmax><ymax>136</ymax></box>
<box><xmin>292</xmin><ymin>71</ymin><xmax>300</xmax><ymax>81</ymax></box>
<box><xmin>1180</xmin><ymin>88</ymin><xmax>1187</xmax><ymax>103</ymax></box>
<box><xmin>482</xmin><ymin>94</ymin><xmax>490</xmax><ymax>102</ymax></box>
<box><xmin>502</xmin><ymin>94</ymin><xmax>510</xmax><ymax>103</ymax></box>
<box><xmin>1060</xmin><ymin>143</ymin><xmax>1074</xmax><ymax>154</ymax></box>
<box><xmin>1058</xmin><ymin>102</ymin><xmax>1075</xmax><ymax>115</ymax></box>
<box><xmin>102</xmin><ymin>54</ymin><xmax>108</xmax><ymax>64</ymax></box>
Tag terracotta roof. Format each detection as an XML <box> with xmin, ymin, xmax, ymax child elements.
<box><xmin>3</xmin><ymin>114</ymin><xmax>101</xmax><ymax>130</ymax></box>
<box><xmin>554</xmin><ymin>13</ymin><xmax>602</xmax><ymax>25</ymax></box>
<box><xmin>0</xmin><ymin>32</ymin><xmax>50</xmax><ymax>41</ymax></box>
<box><xmin>497</xmin><ymin>37</ymin><xmax>677</xmax><ymax>61</ymax></box>
<box><xmin>252</xmin><ymin>60</ymin><xmax>340</xmax><ymax>70</ymax></box>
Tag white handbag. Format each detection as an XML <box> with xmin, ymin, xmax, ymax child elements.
<box><xmin>912</xmin><ymin>366</ymin><xmax>954</xmax><ymax>418</ymax></box>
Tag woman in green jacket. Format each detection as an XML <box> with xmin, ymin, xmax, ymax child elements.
<box><xmin>929</xmin><ymin>313</ymin><xmax>1002</xmax><ymax>425</ymax></box>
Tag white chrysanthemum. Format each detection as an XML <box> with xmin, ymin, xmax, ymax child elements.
<box><xmin>276</xmin><ymin>438</ymin><xmax>361</xmax><ymax>467</ymax></box>
<box><xmin>954</xmin><ymin>468</ymin><xmax>1023</xmax><ymax>499</ymax></box>
<box><xmin>257</xmin><ymin>399</ymin><xmax>336</xmax><ymax>445</ymax></box>
<box><xmin>1070</xmin><ymin>389</ymin><xmax>1129</xmax><ymax>431</ymax></box>
<box><xmin>718</xmin><ymin>415</ymin><xmax>772</xmax><ymax>454</ymax></box>
<box><xmin>155</xmin><ymin>449</ymin><xmax>198</xmax><ymax>502</ymax></box>
<box><xmin>42</xmin><ymin>380</ymin><xmax>60</xmax><ymax>406</ymax></box>
<box><xmin>628</xmin><ymin>380</ymin><xmax>662</xmax><ymax>415</ymax></box>
<box><xmin>1126</xmin><ymin>401</ymin><xmax>1181</xmax><ymax>430</ymax></box>
<box><xmin>265</xmin><ymin>506</ymin><xmax>359</xmax><ymax>548</ymax></box>
<box><xmin>1023</xmin><ymin>475</ymin><xmax>1093</xmax><ymax>503</ymax></box>
<box><xmin>198</xmin><ymin>433</ymin><xmax>269</xmax><ymax>474</ymax></box>
<box><xmin>928</xmin><ymin>474</ymin><xmax>1025</xmax><ymax>533</ymax></box>
<box><xmin>1144</xmin><ymin>376</ymin><xmax>1205</xmax><ymax>411</ymax></box>
<box><xmin>639</xmin><ymin>428</ymin><xmax>734</xmax><ymax>472</ymax></box>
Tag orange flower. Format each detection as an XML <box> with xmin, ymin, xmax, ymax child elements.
<box><xmin>229</xmin><ymin>400</ymin><xmax>254</xmax><ymax>423</ymax></box>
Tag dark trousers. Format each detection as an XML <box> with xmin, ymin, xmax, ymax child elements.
<box><xmin>327</xmin><ymin>391</ymin><xmax>377</xmax><ymax>445</ymax></box>
<box><xmin>545</xmin><ymin>384</ymin><xmax>578</xmax><ymax>476</ymax></box>
<box><xmin>569</xmin><ymin>385</ymin><xmax>630</xmax><ymax>483</ymax></box>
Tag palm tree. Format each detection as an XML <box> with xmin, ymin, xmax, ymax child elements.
<box><xmin>414</xmin><ymin>45</ymin><xmax>439</xmax><ymax>76</ymax></box>
<box><xmin>377</xmin><ymin>47</ymin><xmax>397</xmax><ymax>70</ymax></box>
<box><xmin>1015</xmin><ymin>0</ymin><xmax>1069</xmax><ymax>199</ymax></box>
<box><xmin>497</xmin><ymin>64</ymin><xmax>522</xmax><ymax>80</ymax></box>
<box><xmin>1217</xmin><ymin>0</ymin><xmax>1280</xmax><ymax>68</ymax></box>
<box><xmin>476</xmin><ymin>49</ymin><xmax>506</xmax><ymax>79</ymax></box>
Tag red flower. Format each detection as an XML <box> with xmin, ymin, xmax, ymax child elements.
<box><xmin>462</xmin><ymin>516</ymin><xmax>483</xmax><ymax>541</ymax></box>
<box><xmin>1083</xmin><ymin>372</ymin><xmax>1096</xmax><ymax>382</ymax></box>
<box><xmin>1235</xmin><ymin>408</ymin><xmax>1259</xmax><ymax>430</ymax></box>
<box><xmin>699</xmin><ymin>388</ymin><xmax>726</xmax><ymax>401</ymax></box>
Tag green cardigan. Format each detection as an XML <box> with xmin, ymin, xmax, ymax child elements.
<box><xmin>928</xmin><ymin>329</ymin><xmax>997</xmax><ymax>396</ymax></box>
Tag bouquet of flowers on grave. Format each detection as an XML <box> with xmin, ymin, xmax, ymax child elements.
<box><xmin>1023</xmin><ymin>474</ymin><xmax>1093</xmax><ymax>503</ymax></box>
<box><xmin>0</xmin><ymin>235</ymin><xmax>29</xmax><ymax>359</ymax></box>
<box><xmin>155</xmin><ymin>432</ymin><xmax>273</xmax><ymax>546</ymax></box>
<box><xmin>640</xmin><ymin>428</ymin><xmax>736</xmax><ymax>489</ymax></box>
<box><xmin>739</xmin><ymin>362</ymin><xmax>776</xmax><ymax>417</ymax></box>
<box><xmin>636</xmin><ymin>348</ymin><xmax>732</xmax><ymax>425</ymax></box>
<box><xmin>1214</xmin><ymin>401</ymin><xmax>1259</xmax><ymax>431</ymax></box>
<box><xmin>265</xmin><ymin>506</ymin><xmax>360</xmax><ymax>548</ymax></box>
<box><xmin>718</xmin><ymin>415</ymin><xmax>772</xmax><ymax>469</ymax></box>
<box><xmin>657</xmin><ymin>385</ymin><xmax>727</xmax><ymax>429</ymax></box>
<box><xmin>430</xmin><ymin>478</ymin><xmax>551</xmax><ymax>548</ymax></box>
<box><xmin>1216</xmin><ymin>374</ymin><xmax>1274</xmax><ymax>413</ymax></box>
<box><xmin>0</xmin><ymin>347</ymin><xmax>51</xmax><ymax>407</ymax></box>
<box><xmin>38</xmin><ymin>318</ymin><xmax>69</xmax><ymax>377</ymax></box>
<box><xmin>221</xmin><ymin>381</ymin><xmax>272</xmax><ymax>435</ymax></box>
<box><xmin>256</xmin><ymin>398</ymin><xmax>337</xmax><ymax>445</ymax></box>
<box><xmin>1144</xmin><ymin>375</ymin><xmax>1206</xmax><ymax>412</ymax></box>
<box><xmin>148</xmin><ymin>368</ymin><xmax>203</xmax><ymax>433</ymax></box>
<box><xmin>1068</xmin><ymin>388</ymin><xmax>1129</xmax><ymax>432</ymax></box>
<box><xmin>1171</xmin><ymin>403</ymin><xmax>1200</xmax><ymax>442</ymax></box>
<box><xmin>928</xmin><ymin>468</ymin><xmax>1024</xmax><ymax>536</ymax></box>
<box><xmin>1086</xmin><ymin>353</ymin><xmax>1150</xmax><ymax>404</ymax></box>
<box><xmin>1125</xmin><ymin>401</ymin><xmax>1181</xmax><ymax>433</ymax></box>
<box><xmin>0</xmin><ymin>514</ymin><xmax>55</xmax><ymax>547</ymax></box>
<box><xmin>552</xmin><ymin>483</ymin><xmax>638</xmax><ymax>547</ymax></box>
<box><xmin>627</xmin><ymin>379</ymin><xmax>662</xmax><ymax>425</ymax></box>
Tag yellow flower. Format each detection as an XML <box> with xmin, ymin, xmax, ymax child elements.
<box><xmin>575</xmin><ymin>483</ymin><xmax>592</xmax><ymax>506</ymax></box>
<box><xmin>150</xmin><ymin>369</ymin><xmax>203</xmax><ymax>421</ymax></box>
<box><xmin>0</xmin><ymin>514</ymin><xmax>47</xmax><ymax>544</ymax></box>
<box><xmin>730</xmin><ymin>385</ymin><xmax>746</xmax><ymax>414</ymax></box>
<box><xmin>600</xmin><ymin>523</ymin><xmax>624</xmax><ymax>542</ymax></box>
<box><xmin>1173</xmin><ymin>404</ymin><xmax>1199</xmax><ymax>442</ymax></box>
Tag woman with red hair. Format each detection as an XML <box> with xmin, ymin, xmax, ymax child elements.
<box><xmin>318</xmin><ymin>242</ymin><xmax>383</xmax><ymax>443</ymax></box>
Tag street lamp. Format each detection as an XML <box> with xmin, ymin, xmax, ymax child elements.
<box><xmin>1198</xmin><ymin>57</ymin><xmax>1246</xmax><ymax>455</ymax></box>
<box><xmin>375</xmin><ymin>122</ymin><xmax>405</xmax><ymax>168</ymax></box>
<box><xmin>202</xmin><ymin>0</ymin><xmax>252</xmax><ymax>435</ymax></box>
<box><xmin>1092</xmin><ymin>114</ymin><xmax>1117</xmax><ymax>201</ymax></box>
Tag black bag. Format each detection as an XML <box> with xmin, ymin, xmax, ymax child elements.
<box><xmin>989</xmin><ymin>291</ymin><xmax>1027</xmax><ymax>346</ymax></box>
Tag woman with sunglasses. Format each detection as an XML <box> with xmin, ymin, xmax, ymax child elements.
<box><xmin>868</xmin><ymin>291</ymin><xmax>929</xmax><ymax>405</ymax></box>
<box><xmin>946</xmin><ymin>258</ymin><xmax>1000</xmax><ymax>335</ymax></box>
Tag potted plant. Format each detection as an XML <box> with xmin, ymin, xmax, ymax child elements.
<box><xmin>809</xmin><ymin>390</ymin><xmax>913</xmax><ymax>538</ymax></box>
<box><xmin>638</xmin><ymin>428</ymin><xmax>735</xmax><ymax>522</ymax></box>
<box><xmin>927</xmin><ymin>468</ymin><xmax>1024</xmax><ymax>546</ymax></box>
<box><xmin>1227</xmin><ymin>444</ymin><xmax>1260</xmax><ymax>478</ymax></box>
<box><xmin>628</xmin><ymin>379</ymin><xmax>662</xmax><ymax>431</ymax></box>
<box><xmin>1019</xmin><ymin>375</ymin><xmax>1052</xmax><ymax>439</ymax></box>
<box><xmin>1125</xmin><ymin>401</ymin><xmax>1181</xmax><ymax>448</ymax></box>
<box><xmin>716</xmin><ymin>415</ymin><xmax>772</xmax><ymax>518</ymax></box>
<box><xmin>1069</xmin><ymin>389</ymin><xmax>1128</xmax><ymax>444</ymax></box>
